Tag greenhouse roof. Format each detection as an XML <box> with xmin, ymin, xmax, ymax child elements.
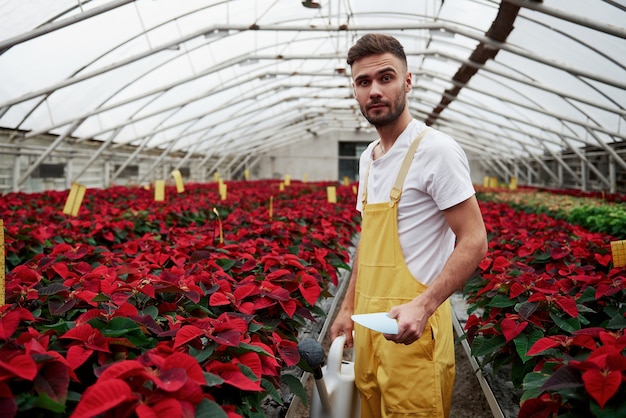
<box><xmin>0</xmin><ymin>0</ymin><xmax>624</xmax><ymax>169</ymax></box>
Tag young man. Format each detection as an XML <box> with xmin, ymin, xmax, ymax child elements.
<box><xmin>330</xmin><ymin>34</ymin><xmax>488</xmax><ymax>418</ymax></box>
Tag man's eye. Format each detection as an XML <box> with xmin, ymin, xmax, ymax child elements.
<box><xmin>359</xmin><ymin>80</ymin><xmax>369</xmax><ymax>86</ymax></box>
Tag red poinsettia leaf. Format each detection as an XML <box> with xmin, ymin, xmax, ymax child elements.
<box><xmin>0</xmin><ymin>382</ymin><xmax>17</xmax><ymax>417</ymax></box>
<box><xmin>235</xmin><ymin>352</ymin><xmax>262</xmax><ymax>380</ymax></box>
<box><xmin>163</xmin><ymin>352</ymin><xmax>206</xmax><ymax>386</ymax></box>
<box><xmin>0</xmin><ymin>310</ymin><xmax>20</xmax><ymax>340</ymax></box>
<box><xmin>605</xmin><ymin>353</ymin><xmax>626</xmax><ymax>372</ymax></box>
<box><xmin>594</xmin><ymin>253</ymin><xmax>612</xmax><ymax>267</ymax></box>
<box><xmin>550</xmin><ymin>245</ymin><xmax>570</xmax><ymax>260</ymax></box>
<box><xmin>582</xmin><ymin>369</ymin><xmax>621</xmax><ymax>408</ymax></box>
<box><xmin>151</xmin><ymin>398</ymin><xmax>183</xmax><ymax>418</ymax></box>
<box><xmin>74</xmin><ymin>290</ymin><xmax>99</xmax><ymax>306</ymax></box>
<box><xmin>279</xmin><ymin>299</ymin><xmax>297</xmax><ymax>318</ymax></box>
<box><xmin>154</xmin><ymin>368</ymin><xmax>187</xmax><ymax>392</ymax></box>
<box><xmin>51</xmin><ymin>262</ymin><xmax>71</xmax><ymax>279</ymax></box>
<box><xmin>253</xmin><ymin>297</ymin><xmax>275</xmax><ymax>311</ymax></box>
<box><xmin>48</xmin><ymin>298</ymin><xmax>76</xmax><ymax>316</ymax></box>
<box><xmin>239</xmin><ymin>259</ymin><xmax>258</xmax><ymax>272</ymax></box>
<box><xmin>298</xmin><ymin>274</ymin><xmax>321</xmax><ymax>306</ymax></box>
<box><xmin>205</xmin><ymin>362</ymin><xmax>262</xmax><ymax>392</ymax></box>
<box><xmin>509</xmin><ymin>282</ymin><xmax>527</xmax><ymax>299</ymax></box>
<box><xmin>540</xmin><ymin>365</ymin><xmax>583</xmax><ymax>392</ymax></box>
<box><xmin>276</xmin><ymin>340</ymin><xmax>300</xmax><ymax>367</ymax></box>
<box><xmin>173</xmin><ymin>325</ymin><xmax>205</xmax><ymax>349</ymax></box>
<box><xmin>265</xmin><ymin>268</ymin><xmax>294</xmax><ymax>281</ymax></box>
<box><xmin>527</xmin><ymin>337</ymin><xmax>560</xmax><ymax>356</ymax></box>
<box><xmin>135</xmin><ymin>403</ymin><xmax>157</xmax><ymax>418</ymax></box>
<box><xmin>571</xmin><ymin>335</ymin><xmax>597</xmax><ymax>351</ymax></box>
<box><xmin>208</xmin><ymin>329</ymin><xmax>241</xmax><ymax>347</ymax></box>
<box><xmin>34</xmin><ymin>360</ymin><xmax>69</xmax><ymax>402</ymax></box>
<box><xmin>238</xmin><ymin>302</ymin><xmax>256</xmax><ymax>315</ymax></box>
<box><xmin>518</xmin><ymin>396</ymin><xmax>561</xmax><ymax>418</ymax></box>
<box><xmin>491</xmin><ymin>256</ymin><xmax>510</xmax><ymax>273</ymax></box>
<box><xmin>555</xmin><ymin>297</ymin><xmax>578</xmax><ymax>317</ymax></box>
<box><xmin>233</xmin><ymin>283</ymin><xmax>260</xmax><ymax>301</ymax></box>
<box><xmin>70</xmin><ymin>378</ymin><xmax>135</xmax><ymax>418</ymax></box>
<box><xmin>501</xmin><ymin>318</ymin><xmax>528</xmax><ymax>343</ymax></box>
<box><xmin>0</xmin><ymin>353</ymin><xmax>38</xmax><ymax>380</ymax></box>
<box><xmin>61</xmin><ymin>325</ymin><xmax>109</xmax><ymax>352</ymax></box>
<box><xmin>209</xmin><ymin>292</ymin><xmax>231</xmax><ymax>307</ymax></box>
<box><xmin>98</xmin><ymin>360</ymin><xmax>146</xmax><ymax>381</ymax></box>
<box><xmin>66</xmin><ymin>345</ymin><xmax>94</xmax><ymax>370</ymax></box>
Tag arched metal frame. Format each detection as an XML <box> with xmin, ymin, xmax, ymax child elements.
<box><xmin>0</xmin><ymin>0</ymin><xmax>624</xmax><ymax>192</ymax></box>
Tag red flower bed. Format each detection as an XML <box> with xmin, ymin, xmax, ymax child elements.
<box><xmin>465</xmin><ymin>201</ymin><xmax>626</xmax><ymax>417</ymax></box>
<box><xmin>0</xmin><ymin>180</ymin><xmax>360</xmax><ymax>417</ymax></box>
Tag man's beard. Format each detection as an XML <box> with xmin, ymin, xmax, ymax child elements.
<box><xmin>361</xmin><ymin>93</ymin><xmax>406</xmax><ymax>127</ymax></box>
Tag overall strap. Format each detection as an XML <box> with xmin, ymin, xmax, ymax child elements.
<box><xmin>389</xmin><ymin>128</ymin><xmax>430</xmax><ymax>202</ymax></box>
<box><xmin>362</xmin><ymin>160</ymin><xmax>371</xmax><ymax>206</ymax></box>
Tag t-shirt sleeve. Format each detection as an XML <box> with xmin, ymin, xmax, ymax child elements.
<box><xmin>420</xmin><ymin>134</ymin><xmax>475</xmax><ymax>210</ymax></box>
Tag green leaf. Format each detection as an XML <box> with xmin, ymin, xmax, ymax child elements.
<box><xmin>521</xmin><ymin>371</ymin><xmax>549</xmax><ymax>402</ymax></box>
<box><xmin>142</xmin><ymin>305</ymin><xmax>159</xmax><ymax>319</ymax></box>
<box><xmin>216</xmin><ymin>258</ymin><xmax>237</xmax><ymax>271</ymax></box>
<box><xmin>281</xmin><ymin>373</ymin><xmax>308</xmax><ymax>408</ymax></box>
<box><xmin>34</xmin><ymin>392</ymin><xmax>66</xmax><ymax>413</ymax></box>
<box><xmin>195</xmin><ymin>399</ymin><xmax>228</xmax><ymax>418</ymax></box>
<box><xmin>261</xmin><ymin>378</ymin><xmax>283</xmax><ymax>405</ymax></box>
<box><xmin>486</xmin><ymin>294</ymin><xmax>517</xmax><ymax>308</ymax></box>
<box><xmin>577</xmin><ymin>286</ymin><xmax>596</xmax><ymax>304</ymax></box>
<box><xmin>203</xmin><ymin>371</ymin><xmax>225</xmax><ymax>387</ymax></box>
<box><xmin>606</xmin><ymin>314</ymin><xmax>626</xmax><ymax>330</ymax></box>
<box><xmin>189</xmin><ymin>346</ymin><xmax>215</xmax><ymax>363</ymax></box>
<box><xmin>233</xmin><ymin>342</ymin><xmax>272</xmax><ymax>357</ymax></box>
<box><xmin>590</xmin><ymin>396</ymin><xmax>626</xmax><ymax>418</ymax></box>
<box><xmin>514</xmin><ymin>328</ymin><xmax>544</xmax><ymax>363</ymax></box>
<box><xmin>470</xmin><ymin>335</ymin><xmax>506</xmax><ymax>358</ymax></box>
<box><xmin>549</xmin><ymin>312</ymin><xmax>580</xmax><ymax>333</ymax></box>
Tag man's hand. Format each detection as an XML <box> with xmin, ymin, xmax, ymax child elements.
<box><xmin>330</xmin><ymin>309</ymin><xmax>355</xmax><ymax>348</ymax></box>
<box><xmin>384</xmin><ymin>297</ymin><xmax>430</xmax><ymax>345</ymax></box>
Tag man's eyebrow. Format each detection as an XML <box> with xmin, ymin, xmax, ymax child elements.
<box><xmin>354</xmin><ymin>66</ymin><xmax>397</xmax><ymax>82</ymax></box>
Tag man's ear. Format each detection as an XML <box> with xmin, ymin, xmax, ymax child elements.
<box><xmin>405</xmin><ymin>72</ymin><xmax>412</xmax><ymax>93</ymax></box>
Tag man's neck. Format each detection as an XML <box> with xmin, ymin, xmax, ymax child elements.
<box><xmin>376</xmin><ymin>111</ymin><xmax>413</xmax><ymax>147</ymax></box>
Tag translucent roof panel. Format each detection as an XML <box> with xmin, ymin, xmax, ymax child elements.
<box><xmin>0</xmin><ymin>0</ymin><xmax>624</xmax><ymax>166</ymax></box>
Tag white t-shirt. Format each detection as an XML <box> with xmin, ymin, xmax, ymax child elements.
<box><xmin>356</xmin><ymin>120</ymin><xmax>476</xmax><ymax>286</ymax></box>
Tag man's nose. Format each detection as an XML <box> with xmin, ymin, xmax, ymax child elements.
<box><xmin>369</xmin><ymin>81</ymin><xmax>383</xmax><ymax>98</ymax></box>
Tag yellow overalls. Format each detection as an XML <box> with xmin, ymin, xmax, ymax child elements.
<box><xmin>354</xmin><ymin>130</ymin><xmax>455</xmax><ymax>418</ymax></box>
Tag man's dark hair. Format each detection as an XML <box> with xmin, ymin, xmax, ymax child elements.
<box><xmin>346</xmin><ymin>34</ymin><xmax>407</xmax><ymax>68</ymax></box>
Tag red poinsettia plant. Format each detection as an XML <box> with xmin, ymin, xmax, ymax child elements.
<box><xmin>464</xmin><ymin>200</ymin><xmax>626</xmax><ymax>417</ymax></box>
<box><xmin>0</xmin><ymin>180</ymin><xmax>360</xmax><ymax>417</ymax></box>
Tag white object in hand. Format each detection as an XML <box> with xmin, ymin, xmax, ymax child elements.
<box><xmin>351</xmin><ymin>312</ymin><xmax>399</xmax><ymax>334</ymax></box>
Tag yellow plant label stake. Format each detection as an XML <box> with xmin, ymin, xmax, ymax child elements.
<box><xmin>303</xmin><ymin>173</ymin><xmax>308</xmax><ymax>183</ymax></box>
<box><xmin>327</xmin><ymin>186</ymin><xmax>337</xmax><ymax>203</ymax></box>
<box><xmin>219</xmin><ymin>182</ymin><xmax>227</xmax><ymax>200</ymax></box>
<box><xmin>352</xmin><ymin>185</ymin><xmax>358</xmax><ymax>195</ymax></box>
<box><xmin>343</xmin><ymin>176</ymin><xmax>349</xmax><ymax>186</ymax></box>
<box><xmin>509</xmin><ymin>176</ymin><xmax>518</xmax><ymax>191</ymax></box>
<box><xmin>611</xmin><ymin>240</ymin><xmax>626</xmax><ymax>267</ymax></box>
<box><xmin>279</xmin><ymin>182</ymin><xmax>285</xmax><ymax>192</ymax></box>
<box><xmin>63</xmin><ymin>183</ymin><xmax>86</xmax><ymax>216</ymax></box>
<box><xmin>214</xmin><ymin>172</ymin><xmax>220</xmax><ymax>182</ymax></box>
<box><xmin>284</xmin><ymin>174</ymin><xmax>291</xmax><ymax>187</ymax></box>
<box><xmin>213</xmin><ymin>208</ymin><xmax>224</xmax><ymax>244</ymax></box>
<box><xmin>154</xmin><ymin>180</ymin><xmax>165</xmax><ymax>202</ymax></box>
<box><xmin>0</xmin><ymin>219</ymin><xmax>4</xmax><ymax>306</ymax></box>
<box><xmin>269</xmin><ymin>196</ymin><xmax>273</xmax><ymax>220</ymax></box>
<box><xmin>171</xmin><ymin>170</ymin><xmax>185</xmax><ymax>193</ymax></box>
<box><xmin>244</xmin><ymin>169</ymin><xmax>250</xmax><ymax>180</ymax></box>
